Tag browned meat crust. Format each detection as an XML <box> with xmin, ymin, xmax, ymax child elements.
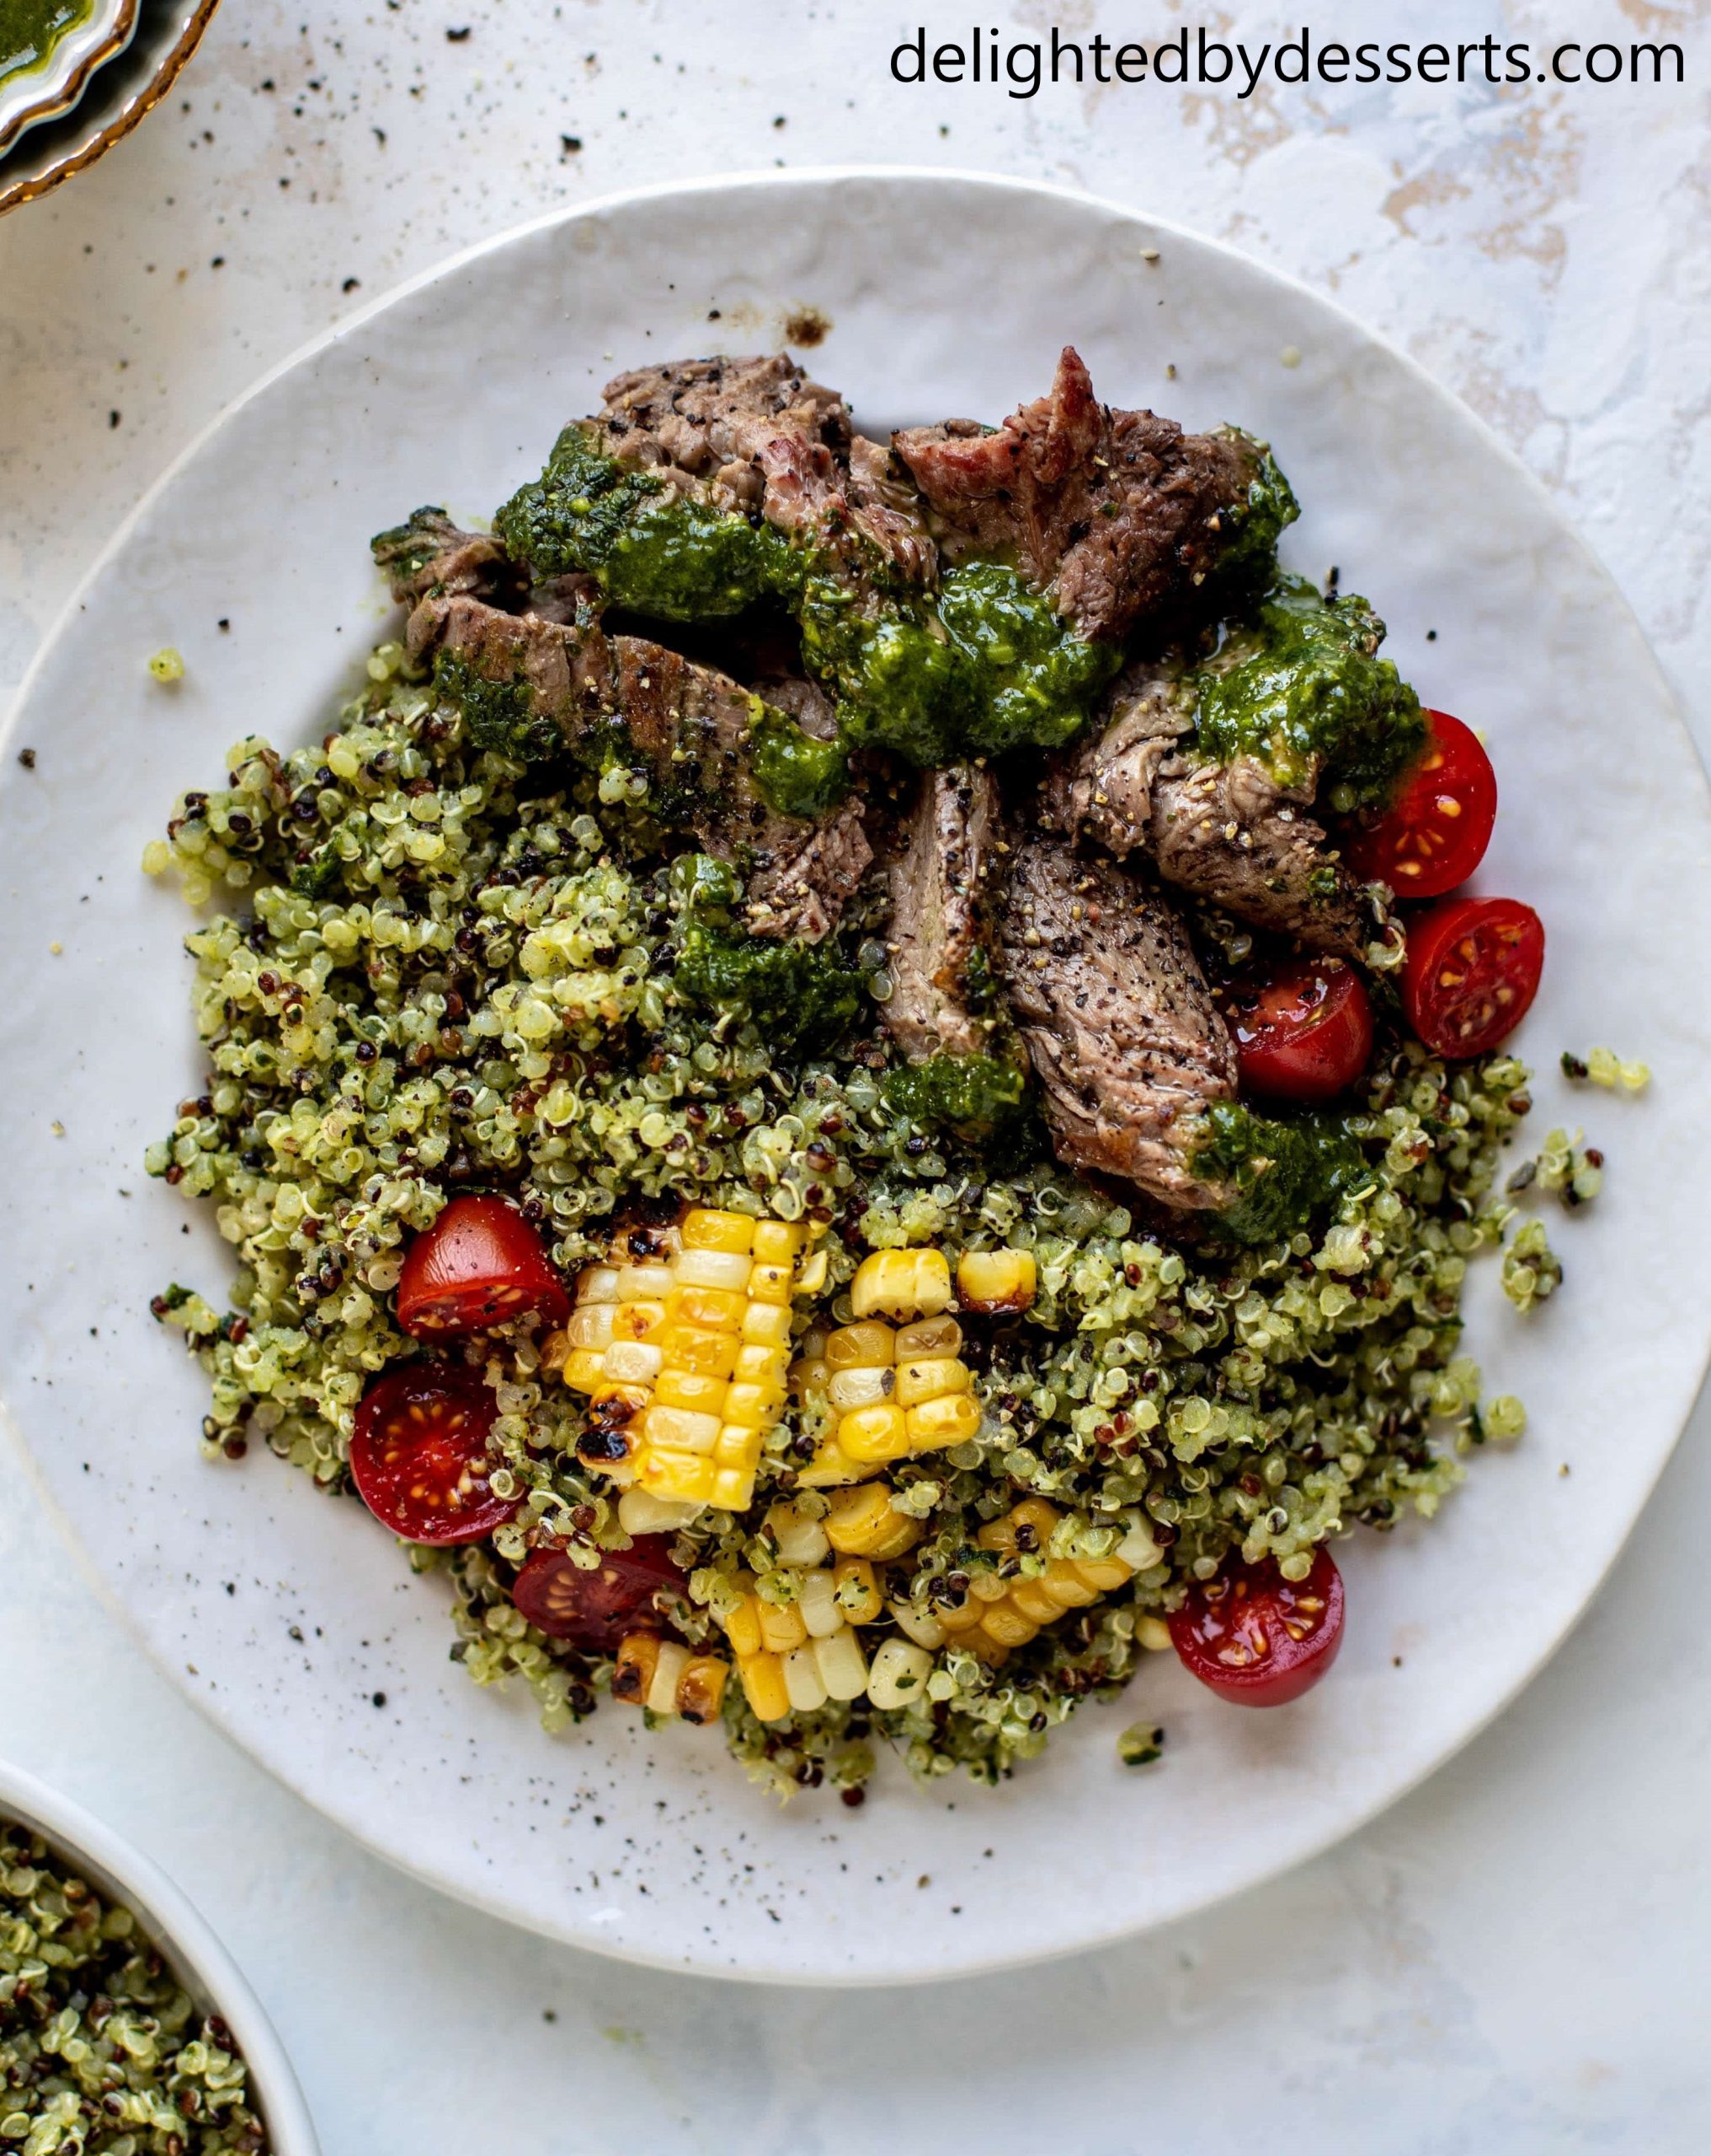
<box><xmin>997</xmin><ymin>838</ymin><xmax>1235</xmax><ymax>1209</ymax></box>
<box><xmin>372</xmin><ymin>509</ymin><xmax>521</xmax><ymax>610</ymax></box>
<box><xmin>408</xmin><ymin>588</ymin><xmax>870</xmax><ymax>942</ymax></box>
<box><xmin>1147</xmin><ymin>755</ymin><xmax>1369</xmax><ymax>959</ymax></box>
<box><xmin>893</xmin><ymin>347</ymin><xmax>1256</xmax><ymax>642</ymax></box>
<box><xmin>883</xmin><ymin>766</ymin><xmax>1000</xmax><ymax>1061</ymax></box>
<box><xmin>594</xmin><ymin>357</ymin><xmax>935</xmax><ymax>584</ymax></box>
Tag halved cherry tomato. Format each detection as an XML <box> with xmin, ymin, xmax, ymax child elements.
<box><xmin>511</xmin><ymin>1537</ymin><xmax>686</xmax><ymax>1655</ymax></box>
<box><xmin>396</xmin><ymin>1195</ymin><xmax>569</xmax><ymax>1338</ymax></box>
<box><xmin>1220</xmin><ymin>957</ymin><xmax>1375</xmax><ymax>1105</ymax></box>
<box><xmin>349</xmin><ymin>1363</ymin><xmax>517</xmax><ymax>1545</ymax></box>
<box><xmin>1169</xmin><ymin>1545</ymin><xmax>1345</xmax><ymax>1707</ymax></box>
<box><xmin>1402</xmin><ymin>894</ymin><xmax>1544</xmax><ymax>1059</ymax></box>
<box><xmin>1343</xmin><ymin>710</ymin><xmax>1496</xmax><ymax>898</ymax></box>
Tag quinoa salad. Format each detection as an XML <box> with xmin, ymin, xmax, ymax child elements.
<box><xmin>142</xmin><ymin>347</ymin><xmax>1624</xmax><ymax>1799</ymax></box>
<box><xmin>0</xmin><ymin>1822</ymin><xmax>269</xmax><ymax>2153</ymax></box>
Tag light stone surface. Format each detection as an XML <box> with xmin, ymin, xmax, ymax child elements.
<box><xmin>3</xmin><ymin>0</ymin><xmax>1710</xmax><ymax>2145</ymax></box>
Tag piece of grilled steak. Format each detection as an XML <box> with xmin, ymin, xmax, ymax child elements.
<box><xmin>372</xmin><ymin>507</ymin><xmax>523</xmax><ymax>610</ymax></box>
<box><xmin>893</xmin><ymin>346</ymin><xmax>1261</xmax><ymax>643</ymax></box>
<box><xmin>405</xmin><ymin>583</ymin><xmax>870</xmax><ymax>942</ymax></box>
<box><xmin>883</xmin><ymin>765</ymin><xmax>1000</xmax><ymax>1062</ymax></box>
<box><xmin>997</xmin><ymin>837</ymin><xmax>1236</xmax><ymax>1209</ymax></box>
<box><xmin>594</xmin><ymin>356</ymin><xmax>935</xmax><ymax>583</ymax></box>
<box><xmin>1044</xmin><ymin>667</ymin><xmax>1370</xmax><ymax>958</ymax></box>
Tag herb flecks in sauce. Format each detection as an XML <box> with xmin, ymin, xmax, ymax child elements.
<box><xmin>1193</xmin><ymin>1099</ymin><xmax>1367</xmax><ymax>1246</ymax></box>
<box><xmin>1192</xmin><ymin>574</ymin><xmax>1425</xmax><ymax>811</ymax></box>
<box><xmin>1209</xmin><ymin>442</ymin><xmax>1300</xmax><ymax>599</ymax></box>
<box><xmin>0</xmin><ymin>0</ymin><xmax>91</xmax><ymax>83</ymax></box>
<box><xmin>748</xmin><ymin>709</ymin><xmax>853</xmax><ymax>818</ymax></box>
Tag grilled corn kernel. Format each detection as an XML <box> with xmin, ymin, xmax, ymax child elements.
<box><xmin>751</xmin><ymin>1219</ymin><xmax>806</xmax><ymax>1267</ymax></box>
<box><xmin>742</xmin><ymin>1299</ymin><xmax>795</xmax><ymax>1348</ymax></box>
<box><xmin>637</xmin><ymin>1450</ymin><xmax>717</xmax><ymax>1505</ymax></box>
<box><xmin>674</xmin><ymin>1247</ymin><xmax>754</xmax><ymax>1293</ymax></box>
<box><xmin>824</xmin><ymin>1320</ymin><xmax>896</xmax><ymax>1372</ymax></box>
<box><xmin>653</xmin><ymin>1369</ymin><xmax>728</xmax><ymax>1417</ymax></box>
<box><xmin>813</xmin><ymin>1626</ymin><xmax>869</xmax><ymax>1701</ymax></box>
<box><xmin>823</xmin><ymin>1483</ymin><xmax>922</xmax><ymax>1560</ymax></box>
<box><xmin>838</xmin><ymin>1401</ymin><xmax>911</xmax><ymax>1463</ymax></box>
<box><xmin>610</xmin><ymin>1636</ymin><xmax>728</xmax><ymax>1722</ymax></box>
<box><xmin>893</xmin><ymin>1356</ymin><xmax>970</xmax><ymax>1410</ymax></box>
<box><xmin>616</xmin><ymin>1488</ymin><xmax>702</xmax><ymax>1536</ymax></box>
<box><xmin>956</xmin><ymin>1247</ymin><xmax>1038</xmax><ymax>1314</ymax></box>
<box><xmin>666</xmin><ymin>1282</ymin><xmax>747</xmax><ymax>1332</ymax></box>
<box><xmin>682</xmin><ymin>1208</ymin><xmax>755</xmax><ymax>1254</ymax></box>
<box><xmin>567</xmin><ymin>1303</ymin><xmax>617</xmax><ymax>1353</ymax></box>
<box><xmin>950</xmin><ymin>1502</ymin><xmax>1138</xmax><ymax>1662</ymax></box>
<box><xmin>796</xmin><ymin>1437</ymin><xmax>870</xmax><ymax>1488</ymax></box>
<box><xmin>603</xmin><ymin>1339</ymin><xmax>664</xmax><ymax>1386</ymax></box>
<box><xmin>738</xmin><ymin>1650</ymin><xmax>791</xmax><ymax>1723</ymax></box>
<box><xmin>850</xmin><ymin>1248</ymin><xmax>953</xmax><ymax>1322</ymax></box>
<box><xmin>905</xmin><ymin>1392</ymin><xmax>982</xmax><ymax>1449</ymax></box>
<box><xmin>825</xmin><ymin>1365</ymin><xmax>895</xmax><ymax>1413</ymax></box>
<box><xmin>757</xmin><ymin>1597</ymin><xmax>808</xmax><ymax>1656</ymax></box>
<box><xmin>867</xmin><ymin>1639</ymin><xmax>933</xmax><ymax>1710</ymax></box>
<box><xmin>766</xmin><ymin>1501</ymin><xmax>831</xmax><ymax>1569</ymax></box>
<box><xmin>888</xmin><ymin>1599</ymin><xmax>948</xmax><ymax>1650</ymax></box>
<box><xmin>894</xmin><ymin>1314</ymin><xmax>962</xmax><ymax>1361</ymax></box>
<box><xmin>723</xmin><ymin>1380</ymin><xmax>786</xmax><ymax>1428</ymax></box>
<box><xmin>783</xmin><ymin>1644</ymin><xmax>828</xmax><ymax>1714</ymax></box>
<box><xmin>562</xmin><ymin>1348</ymin><xmax>608</xmax><ymax>1393</ymax></box>
<box><xmin>832</xmin><ymin>1556</ymin><xmax>883</xmax><ymax>1625</ymax></box>
<box><xmin>797</xmin><ymin>1566</ymin><xmax>842</xmax><ymax>1637</ymax></box>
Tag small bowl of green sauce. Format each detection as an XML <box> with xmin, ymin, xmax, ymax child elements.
<box><xmin>0</xmin><ymin>0</ymin><xmax>138</xmax><ymax>157</ymax></box>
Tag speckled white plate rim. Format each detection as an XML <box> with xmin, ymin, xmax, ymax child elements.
<box><xmin>3</xmin><ymin>166</ymin><xmax>1708</xmax><ymax>1987</ymax></box>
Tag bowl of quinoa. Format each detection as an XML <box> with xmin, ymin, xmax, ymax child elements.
<box><xmin>0</xmin><ymin>1758</ymin><xmax>317</xmax><ymax>2155</ymax></box>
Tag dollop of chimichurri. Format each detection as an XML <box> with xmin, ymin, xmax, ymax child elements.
<box><xmin>747</xmin><ymin>711</ymin><xmax>853</xmax><ymax>819</ymax></box>
<box><xmin>495</xmin><ymin>431</ymin><xmax>1125</xmax><ymax>769</ymax></box>
<box><xmin>0</xmin><ymin>0</ymin><xmax>92</xmax><ymax>85</ymax></box>
<box><xmin>1192</xmin><ymin>1100</ymin><xmax>1367</xmax><ymax>1246</ymax></box>
<box><xmin>1192</xmin><ymin>575</ymin><xmax>1425</xmax><ymax>811</ymax></box>
<box><xmin>666</xmin><ymin>853</ymin><xmax>867</xmax><ymax>1047</ymax></box>
<box><xmin>881</xmin><ymin>1052</ymin><xmax>1033</xmax><ymax>1146</ymax></box>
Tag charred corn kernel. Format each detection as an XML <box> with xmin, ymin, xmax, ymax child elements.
<box><xmin>826</xmin><ymin>1365</ymin><xmax>895</xmax><ymax>1412</ymax></box>
<box><xmin>850</xmin><ymin>1247</ymin><xmax>953</xmax><ymax>1322</ymax></box>
<box><xmin>824</xmin><ymin>1321</ymin><xmax>895</xmax><ymax>1373</ymax></box>
<box><xmin>617</xmin><ymin>1488</ymin><xmax>702</xmax><ymax>1536</ymax></box>
<box><xmin>867</xmin><ymin>1639</ymin><xmax>933</xmax><ymax>1710</ymax></box>
<box><xmin>767</xmin><ymin>1501</ymin><xmax>831</xmax><ymax>1568</ymax></box>
<box><xmin>823</xmin><ymin>1483</ymin><xmax>922</xmax><ymax>1561</ymax></box>
<box><xmin>905</xmin><ymin>1392</ymin><xmax>982</xmax><ymax>1449</ymax></box>
<box><xmin>956</xmin><ymin>1247</ymin><xmax>1037</xmax><ymax>1314</ymax></box>
<box><xmin>895</xmin><ymin>1315</ymin><xmax>962</xmax><ymax>1361</ymax></box>
<box><xmin>894</xmin><ymin>1356</ymin><xmax>969</xmax><ymax>1410</ymax></box>
<box><xmin>611</xmin><ymin>1299</ymin><xmax>667</xmax><ymax>1342</ymax></box>
<box><xmin>839</xmin><ymin>1401</ymin><xmax>911</xmax><ymax>1463</ymax></box>
<box><xmin>654</xmin><ymin>1369</ymin><xmax>728</xmax><ymax>1417</ymax></box>
<box><xmin>946</xmin><ymin>1500</ymin><xmax>1139</xmax><ymax>1663</ymax></box>
<box><xmin>682</xmin><ymin>1209</ymin><xmax>754</xmax><ymax>1254</ymax></box>
<box><xmin>813</xmin><ymin>1626</ymin><xmax>869</xmax><ymax>1701</ymax></box>
<box><xmin>889</xmin><ymin>1600</ymin><xmax>947</xmax><ymax>1650</ymax></box>
<box><xmin>833</xmin><ymin>1556</ymin><xmax>882</xmax><ymax>1625</ymax></box>
<box><xmin>610</xmin><ymin>1635</ymin><xmax>728</xmax><ymax>1722</ymax></box>
<box><xmin>738</xmin><ymin>1650</ymin><xmax>791</xmax><ymax>1723</ymax></box>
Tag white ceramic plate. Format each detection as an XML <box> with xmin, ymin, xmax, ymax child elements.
<box><xmin>0</xmin><ymin>1758</ymin><xmax>319</xmax><ymax>2152</ymax></box>
<box><xmin>3</xmin><ymin>170</ymin><xmax>1709</xmax><ymax>1984</ymax></box>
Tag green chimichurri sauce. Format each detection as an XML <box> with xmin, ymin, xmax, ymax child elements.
<box><xmin>495</xmin><ymin>430</ymin><xmax>1127</xmax><ymax>769</ymax></box>
<box><xmin>665</xmin><ymin>852</ymin><xmax>866</xmax><ymax>1047</ymax></box>
<box><xmin>1191</xmin><ymin>574</ymin><xmax>1425</xmax><ymax>811</ymax></box>
<box><xmin>881</xmin><ymin>1052</ymin><xmax>1033</xmax><ymax>1146</ymax></box>
<box><xmin>1192</xmin><ymin>1100</ymin><xmax>1367</xmax><ymax>1246</ymax></box>
<box><xmin>0</xmin><ymin>0</ymin><xmax>91</xmax><ymax>84</ymax></box>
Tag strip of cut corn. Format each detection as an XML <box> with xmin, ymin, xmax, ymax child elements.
<box><xmin>717</xmin><ymin>1572</ymin><xmax>873</xmax><ymax>1721</ymax></box>
<box><xmin>610</xmin><ymin>1633</ymin><xmax>729</xmax><ymax>1723</ymax></box>
<box><xmin>934</xmin><ymin>1499</ymin><xmax>1148</xmax><ymax>1665</ymax></box>
<box><xmin>793</xmin><ymin>1310</ymin><xmax>980</xmax><ymax>1482</ymax></box>
<box><xmin>561</xmin><ymin>1209</ymin><xmax>813</xmax><ymax>1514</ymax></box>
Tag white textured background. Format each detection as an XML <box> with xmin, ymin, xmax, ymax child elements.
<box><xmin>3</xmin><ymin>3</ymin><xmax>1709</xmax><ymax>2148</ymax></box>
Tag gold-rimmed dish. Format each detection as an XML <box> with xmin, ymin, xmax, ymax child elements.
<box><xmin>0</xmin><ymin>0</ymin><xmax>216</xmax><ymax>215</ymax></box>
<box><xmin>0</xmin><ymin>0</ymin><xmax>138</xmax><ymax>157</ymax></box>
